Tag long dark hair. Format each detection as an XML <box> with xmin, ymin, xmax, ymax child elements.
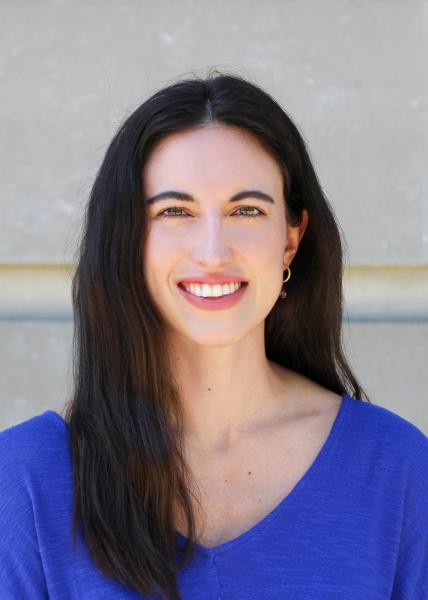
<box><xmin>64</xmin><ymin>70</ymin><xmax>369</xmax><ymax>599</ymax></box>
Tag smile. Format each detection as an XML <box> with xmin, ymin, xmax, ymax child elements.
<box><xmin>177</xmin><ymin>282</ymin><xmax>249</xmax><ymax>311</ymax></box>
<box><xmin>179</xmin><ymin>282</ymin><xmax>244</xmax><ymax>298</ymax></box>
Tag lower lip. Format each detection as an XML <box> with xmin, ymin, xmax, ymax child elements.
<box><xmin>177</xmin><ymin>283</ymin><xmax>248</xmax><ymax>311</ymax></box>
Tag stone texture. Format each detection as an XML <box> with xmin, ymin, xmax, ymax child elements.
<box><xmin>0</xmin><ymin>2</ymin><xmax>426</xmax><ymax>437</ymax></box>
<box><xmin>0</xmin><ymin>1</ymin><xmax>426</xmax><ymax>264</ymax></box>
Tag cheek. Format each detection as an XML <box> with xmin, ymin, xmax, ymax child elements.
<box><xmin>234</xmin><ymin>223</ymin><xmax>285</xmax><ymax>262</ymax></box>
<box><xmin>157</xmin><ymin>227</ymin><xmax>189</xmax><ymax>257</ymax></box>
<box><xmin>143</xmin><ymin>227</ymin><xmax>183</xmax><ymax>281</ymax></box>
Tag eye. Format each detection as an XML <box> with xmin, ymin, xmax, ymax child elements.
<box><xmin>155</xmin><ymin>206</ymin><xmax>265</xmax><ymax>218</ymax></box>
<box><xmin>156</xmin><ymin>207</ymin><xmax>189</xmax><ymax>218</ymax></box>
<box><xmin>232</xmin><ymin>206</ymin><xmax>265</xmax><ymax>217</ymax></box>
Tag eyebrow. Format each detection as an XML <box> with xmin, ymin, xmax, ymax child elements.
<box><xmin>145</xmin><ymin>190</ymin><xmax>275</xmax><ymax>205</ymax></box>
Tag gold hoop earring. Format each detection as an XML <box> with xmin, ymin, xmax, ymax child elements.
<box><xmin>279</xmin><ymin>265</ymin><xmax>291</xmax><ymax>299</ymax></box>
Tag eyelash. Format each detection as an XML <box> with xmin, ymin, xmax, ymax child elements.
<box><xmin>155</xmin><ymin>206</ymin><xmax>265</xmax><ymax>218</ymax></box>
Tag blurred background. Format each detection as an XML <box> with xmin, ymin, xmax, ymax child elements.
<box><xmin>0</xmin><ymin>0</ymin><xmax>427</xmax><ymax>433</ymax></box>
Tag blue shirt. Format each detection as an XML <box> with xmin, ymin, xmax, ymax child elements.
<box><xmin>0</xmin><ymin>394</ymin><xmax>427</xmax><ymax>599</ymax></box>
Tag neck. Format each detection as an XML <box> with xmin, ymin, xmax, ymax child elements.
<box><xmin>167</xmin><ymin>326</ymin><xmax>290</xmax><ymax>452</ymax></box>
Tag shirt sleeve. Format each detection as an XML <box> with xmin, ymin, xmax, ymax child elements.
<box><xmin>391</xmin><ymin>426</ymin><xmax>428</xmax><ymax>600</ymax></box>
<box><xmin>0</xmin><ymin>435</ymin><xmax>49</xmax><ymax>598</ymax></box>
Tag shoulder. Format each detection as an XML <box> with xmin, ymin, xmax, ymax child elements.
<box><xmin>343</xmin><ymin>396</ymin><xmax>428</xmax><ymax>497</ymax></box>
<box><xmin>0</xmin><ymin>409</ymin><xmax>69</xmax><ymax>453</ymax></box>
<box><xmin>345</xmin><ymin>395</ymin><xmax>428</xmax><ymax>455</ymax></box>
<box><xmin>0</xmin><ymin>410</ymin><xmax>71</xmax><ymax>488</ymax></box>
<box><xmin>288</xmin><ymin>363</ymin><xmax>428</xmax><ymax>473</ymax></box>
<box><xmin>0</xmin><ymin>410</ymin><xmax>72</xmax><ymax>535</ymax></box>
<box><xmin>294</xmin><ymin>364</ymin><xmax>428</xmax><ymax>457</ymax></box>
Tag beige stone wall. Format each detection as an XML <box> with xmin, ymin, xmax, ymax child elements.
<box><xmin>1</xmin><ymin>1</ymin><xmax>427</xmax><ymax>433</ymax></box>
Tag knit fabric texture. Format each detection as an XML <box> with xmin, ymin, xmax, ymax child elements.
<box><xmin>1</xmin><ymin>394</ymin><xmax>427</xmax><ymax>599</ymax></box>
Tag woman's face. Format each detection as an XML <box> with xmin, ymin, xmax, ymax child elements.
<box><xmin>142</xmin><ymin>123</ymin><xmax>304</xmax><ymax>347</ymax></box>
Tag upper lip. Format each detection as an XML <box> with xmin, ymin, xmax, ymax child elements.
<box><xmin>177</xmin><ymin>275</ymin><xmax>248</xmax><ymax>285</ymax></box>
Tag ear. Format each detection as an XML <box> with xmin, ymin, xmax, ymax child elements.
<box><xmin>283</xmin><ymin>209</ymin><xmax>309</xmax><ymax>267</ymax></box>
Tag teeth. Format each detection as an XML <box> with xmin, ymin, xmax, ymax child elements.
<box><xmin>182</xmin><ymin>282</ymin><xmax>242</xmax><ymax>298</ymax></box>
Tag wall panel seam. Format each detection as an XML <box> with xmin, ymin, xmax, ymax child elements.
<box><xmin>0</xmin><ymin>264</ymin><xmax>427</xmax><ymax>322</ymax></box>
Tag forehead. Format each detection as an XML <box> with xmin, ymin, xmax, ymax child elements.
<box><xmin>142</xmin><ymin>124</ymin><xmax>283</xmax><ymax>194</ymax></box>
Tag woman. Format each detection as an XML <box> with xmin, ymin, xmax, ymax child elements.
<box><xmin>1</xmin><ymin>72</ymin><xmax>427</xmax><ymax>600</ymax></box>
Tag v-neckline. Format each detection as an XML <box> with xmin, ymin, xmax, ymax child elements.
<box><xmin>45</xmin><ymin>393</ymin><xmax>351</xmax><ymax>557</ymax></box>
<box><xmin>175</xmin><ymin>393</ymin><xmax>350</xmax><ymax>556</ymax></box>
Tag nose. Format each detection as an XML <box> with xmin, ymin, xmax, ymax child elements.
<box><xmin>190</xmin><ymin>215</ymin><xmax>233</xmax><ymax>268</ymax></box>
